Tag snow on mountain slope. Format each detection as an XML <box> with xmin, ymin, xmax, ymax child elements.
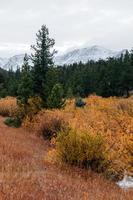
<box><xmin>0</xmin><ymin>57</ymin><xmax>8</xmax><ymax>68</ymax></box>
<box><xmin>2</xmin><ymin>54</ymin><xmax>25</xmax><ymax>71</ymax></box>
<box><xmin>54</xmin><ymin>45</ymin><xmax>126</xmax><ymax>66</ymax></box>
<box><xmin>0</xmin><ymin>46</ymin><xmax>127</xmax><ymax>70</ymax></box>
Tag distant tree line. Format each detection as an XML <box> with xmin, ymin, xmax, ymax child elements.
<box><xmin>0</xmin><ymin>25</ymin><xmax>133</xmax><ymax>109</ymax></box>
<box><xmin>58</xmin><ymin>50</ymin><xmax>133</xmax><ymax>98</ymax></box>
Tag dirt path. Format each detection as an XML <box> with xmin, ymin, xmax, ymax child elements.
<box><xmin>0</xmin><ymin>116</ymin><xmax>132</xmax><ymax>200</ymax></box>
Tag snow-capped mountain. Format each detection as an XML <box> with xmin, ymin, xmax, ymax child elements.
<box><xmin>0</xmin><ymin>57</ymin><xmax>8</xmax><ymax>68</ymax></box>
<box><xmin>0</xmin><ymin>54</ymin><xmax>25</xmax><ymax>71</ymax></box>
<box><xmin>54</xmin><ymin>45</ymin><xmax>126</xmax><ymax>65</ymax></box>
<box><xmin>0</xmin><ymin>46</ymin><xmax>127</xmax><ymax>70</ymax></box>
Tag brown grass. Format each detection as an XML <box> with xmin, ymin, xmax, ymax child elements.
<box><xmin>0</xmin><ymin>116</ymin><xmax>133</xmax><ymax>199</ymax></box>
<box><xmin>0</xmin><ymin>96</ymin><xmax>133</xmax><ymax>199</ymax></box>
<box><xmin>0</xmin><ymin>97</ymin><xmax>17</xmax><ymax>117</ymax></box>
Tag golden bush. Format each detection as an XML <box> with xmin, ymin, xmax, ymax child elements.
<box><xmin>56</xmin><ymin>129</ymin><xmax>107</xmax><ymax>172</ymax></box>
<box><xmin>23</xmin><ymin>95</ymin><xmax>133</xmax><ymax>179</ymax></box>
<box><xmin>0</xmin><ymin>97</ymin><xmax>17</xmax><ymax>117</ymax></box>
<box><xmin>23</xmin><ymin>110</ymin><xmax>68</xmax><ymax>139</ymax></box>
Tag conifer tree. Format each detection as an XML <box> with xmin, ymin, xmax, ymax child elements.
<box><xmin>7</xmin><ymin>67</ymin><xmax>19</xmax><ymax>97</ymax></box>
<box><xmin>66</xmin><ymin>87</ymin><xmax>73</xmax><ymax>99</ymax></box>
<box><xmin>47</xmin><ymin>83</ymin><xmax>65</xmax><ymax>109</ymax></box>
<box><xmin>31</xmin><ymin>25</ymin><xmax>56</xmax><ymax>105</ymax></box>
<box><xmin>17</xmin><ymin>54</ymin><xmax>33</xmax><ymax>104</ymax></box>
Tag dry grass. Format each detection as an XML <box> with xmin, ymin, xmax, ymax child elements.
<box><xmin>0</xmin><ymin>97</ymin><xmax>17</xmax><ymax>117</ymax></box>
<box><xmin>0</xmin><ymin>116</ymin><xmax>132</xmax><ymax>199</ymax></box>
<box><xmin>0</xmin><ymin>95</ymin><xmax>133</xmax><ymax>199</ymax></box>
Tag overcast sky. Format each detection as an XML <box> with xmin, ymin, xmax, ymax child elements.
<box><xmin>0</xmin><ymin>0</ymin><xmax>133</xmax><ymax>57</ymax></box>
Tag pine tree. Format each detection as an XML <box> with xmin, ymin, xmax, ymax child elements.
<box><xmin>17</xmin><ymin>54</ymin><xmax>33</xmax><ymax>104</ymax></box>
<box><xmin>45</xmin><ymin>67</ymin><xmax>59</xmax><ymax>99</ymax></box>
<box><xmin>31</xmin><ymin>25</ymin><xmax>56</xmax><ymax>104</ymax></box>
<box><xmin>0</xmin><ymin>72</ymin><xmax>7</xmax><ymax>98</ymax></box>
<box><xmin>130</xmin><ymin>48</ymin><xmax>133</xmax><ymax>66</ymax></box>
<box><xmin>47</xmin><ymin>84</ymin><xmax>65</xmax><ymax>109</ymax></box>
<box><xmin>7</xmin><ymin>67</ymin><xmax>19</xmax><ymax>97</ymax></box>
<box><xmin>66</xmin><ymin>87</ymin><xmax>73</xmax><ymax>99</ymax></box>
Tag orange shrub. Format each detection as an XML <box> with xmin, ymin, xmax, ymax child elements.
<box><xmin>56</xmin><ymin>129</ymin><xmax>107</xmax><ymax>172</ymax></box>
<box><xmin>23</xmin><ymin>110</ymin><xmax>68</xmax><ymax>139</ymax></box>
<box><xmin>24</xmin><ymin>95</ymin><xmax>133</xmax><ymax>180</ymax></box>
<box><xmin>0</xmin><ymin>97</ymin><xmax>17</xmax><ymax>117</ymax></box>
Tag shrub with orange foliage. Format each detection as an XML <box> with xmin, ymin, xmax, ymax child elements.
<box><xmin>23</xmin><ymin>95</ymin><xmax>133</xmax><ymax>180</ymax></box>
<box><xmin>56</xmin><ymin>129</ymin><xmax>108</xmax><ymax>172</ymax></box>
<box><xmin>0</xmin><ymin>97</ymin><xmax>17</xmax><ymax>117</ymax></box>
<box><xmin>23</xmin><ymin>110</ymin><xmax>68</xmax><ymax>139</ymax></box>
<box><xmin>0</xmin><ymin>95</ymin><xmax>132</xmax><ymax>183</ymax></box>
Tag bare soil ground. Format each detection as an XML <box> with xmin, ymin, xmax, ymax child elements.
<box><xmin>0</xmin><ymin>116</ymin><xmax>132</xmax><ymax>200</ymax></box>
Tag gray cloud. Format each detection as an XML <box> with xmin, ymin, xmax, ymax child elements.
<box><xmin>0</xmin><ymin>0</ymin><xmax>133</xmax><ymax>56</ymax></box>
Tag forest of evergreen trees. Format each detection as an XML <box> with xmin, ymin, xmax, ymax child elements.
<box><xmin>0</xmin><ymin>25</ymin><xmax>133</xmax><ymax>107</ymax></box>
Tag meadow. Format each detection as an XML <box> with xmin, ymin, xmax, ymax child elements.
<box><xmin>0</xmin><ymin>95</ymin><xmax>132</xmax><ymax>180</ymax></box>
<box><xmin>0</xmin><ymin>95</ymin><xmax>133</xmax><ymax>199</ymax></box>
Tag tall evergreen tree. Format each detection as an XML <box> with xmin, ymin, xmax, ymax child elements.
<box><xmin>7</xmin><ymin>67</ymin><xmax>19</xmax><ymax>97</ymax></box>
<box><xmin>31</xmin><ymin>25</ymin><xmax>56</xmax><ymax>105</ymax></box>
<box><xmin>17</xmin><ymin>54</ymin><xmax>33</xmax><ymax>104</ymax></box>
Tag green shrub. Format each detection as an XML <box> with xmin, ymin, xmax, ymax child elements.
<box><xmin>47</xmin><ymin>84</ymin><xmax>65</xmax><ymax>109</ymax></box>
<box><xmin>4</xmin><ymin>117</ymin><xmax>21</xmax><ymax>128</ymax></box>
<box><xmin>66</xmin><ymin>87</ymin><xmax>73</xmax><ymax>99</ymax></box>
<box><xmin>17</xmin><ymin>96</ymin><xmax>43</xmax><ymax>120</ymax></box>
<box><xmin>56</xmin><ymin>129</ymin><xmax>107</xmax><ymax>172</ymax></box>
<box><xmin>75</xmin><ymin>97</ymin><xmax>86</xmax><ymax>108</ymax></box>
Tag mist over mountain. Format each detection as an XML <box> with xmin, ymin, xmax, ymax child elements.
<box><xmin>0</xmin><ymin>46</ymin><xmax>127</xmax><ymax>70</ymax></box>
